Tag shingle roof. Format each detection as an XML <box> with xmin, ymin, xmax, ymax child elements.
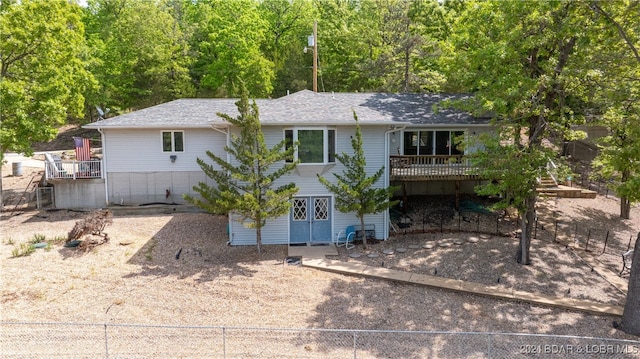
<box><xmin>85</xmin><ymin>90</ymin><xmax>490</xmax><ymax>129</ymax></box>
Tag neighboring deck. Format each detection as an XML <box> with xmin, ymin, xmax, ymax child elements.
<box><xmin>45</xmin><ymin>159</ymin><xmax>102</xmax><ymax>180</ymax></box>
<box><xmin>389</xmin><ymin>155</ymin><xmax>481</xmax><ymax>181</ymax></box>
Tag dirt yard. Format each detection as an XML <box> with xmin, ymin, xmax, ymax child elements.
<box><xmin>1</xmin><ymin>154</ymin><xmax>640</xmax><ymax>342</ymax></box>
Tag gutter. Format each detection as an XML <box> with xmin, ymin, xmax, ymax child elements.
<box><xmin>210</xmin><ymin>124</ymin><xmax>233</xmax><ymax>244</ymax></box>
<box><xmin>97</xmin><ymin>128</ymin><xmax>109</xmax><ymax>206</ymax></box>
<box><xmin>383</xmin><ymin>124</ymin><xmax>406</xmax><ymax>240</ymax></box>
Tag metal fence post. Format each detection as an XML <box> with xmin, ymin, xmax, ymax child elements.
<box><xmin>603</xmin><ymin>230</ymin><xmax>610</xmax><ymax>254</ymax></box>
<box><xmin>487</xmin><ymin>333</ymin><xmax>492</xmax><ymax>358</ymax></box>
<box><xmin>222</xmin><ymin>327</ymin><xmax>226</xmax><ymax>359</ymax></box>
<box><xmin>353</xmin><ymin>331</ymin><xmax>357</xmax><ymax>359</ymax></box>
<box><xmin>104</xmin><ymin>324</ymin><xmax>109</xmax><ymax>359</ymax></box>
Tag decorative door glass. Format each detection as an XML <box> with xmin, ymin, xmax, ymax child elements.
<box><xmin>293</xmin><ymin>198</ymin><xmax>307</xmax><ymax>221</ymax></box>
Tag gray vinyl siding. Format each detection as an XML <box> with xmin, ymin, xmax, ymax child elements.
<box><xmin>103</xmin><ymin>128</ymin><xmax>225</xmax><ymax>205</ymax></box>
<box><xmin>229</xmin><ymin>124</ymin><xmax>389</xmax><ymax>245</ymax></box>
<box><xmin>103</xmin><ymin>128</ymin><xmax>226</xmax><ymax>172</ymax></box>
<box><xmin>107</xmin><ymin>171</ymin><xmax>216</xmax><ymax>205</ymax></box>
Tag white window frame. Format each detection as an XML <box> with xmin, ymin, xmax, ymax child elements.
<box><xmin>161</xmin><ymin>130</ymin><xmax>185</xmax><ymax>153</ymax></box>
<box><xmin>285</xmin><ymin>127</ymin><xmax>336</xmax><ymax>165</ymax></box>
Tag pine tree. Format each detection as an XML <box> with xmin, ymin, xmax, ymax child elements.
<box><xmin>184</xmin><ymin>87</ymin><xmax>298</xmax><ymax>253</ymax></box>
<box><xmin>318</xmin><ymin>112</ymin><xmax>399</xmax><ymax>248</ymax></box>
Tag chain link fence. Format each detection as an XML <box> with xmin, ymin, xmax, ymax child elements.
<box><xmin>2</xmin><ymin>322</ymin><xmax>639</xmax><ymax>358</ymax></box>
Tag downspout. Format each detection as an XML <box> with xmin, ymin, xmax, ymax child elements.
<box><xmin>211</xmin><ymin>125</ymin><xmax>232</xmax><ymax>244</ymax></box>
<box><xmin>384</xmin><ymin>125</ymin><xmax>406</xmax><ymax>240</ymax></box>
<box><xmin>98</xmin><ymin>128</ymin><xmax>109</xmax><ymax>207</ymax></box>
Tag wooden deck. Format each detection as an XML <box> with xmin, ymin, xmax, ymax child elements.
<box><xmin>389</xmin><ymin>155</ymin><xmax>481</xmax><ymax>181</ymax></box>
<box><xmin>45</xmin><ymin>159</ymin><xmax>102</xmax><ymax>180</ymax></box>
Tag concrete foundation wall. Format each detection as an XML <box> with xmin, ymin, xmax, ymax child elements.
<box><xmin>52</xmin><ymin>179</ymin><xmax>106</xmax><ymax>209</ymax></box>
<box><xmin>108</xmin><ymin>171</ymin><xmax>215</xmax><ymax>206</ymax></box>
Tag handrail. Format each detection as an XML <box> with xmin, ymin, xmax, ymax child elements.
<box><xmin>389</xmin><ymin>155</ymin><xmax>478</xmax><ymax>180</ymax></box>
<box><xmin>546</xmin><ymin>160</ymin><xmax>558</xmax><ymax>185</ymax></box>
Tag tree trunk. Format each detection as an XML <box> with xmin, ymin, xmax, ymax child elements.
<box><xmin>256</xmin><ymin>226</ymin><xmax>262</xmax><ymax>254</ymax></box>
<box><xmin>621</xmin><ymin>169</ymin><xmax>631</xmax><ymax>219</ymax></box>
<box><xmin>621</xmin><ymin>232</ymin><xmax>640</xmax><ymax>335</ymax></box>
<box><xmin>516</xmin><ymin>195</ymin><xmax>535</xmax><ymax>265</ymax></box>
<box><xmin>621</xmin><ymin>197</ymin><xmax>631</xmax><ymax>220</ymax></box>
<box><xmin>0</xmin><ymin>165</ymin><xmax>3</xmax><ymax>213</ymax></box>
<box><xmin>360</xmin><ymin>215</ymin><xmax>367</xmax><ymax>249</ymax></box>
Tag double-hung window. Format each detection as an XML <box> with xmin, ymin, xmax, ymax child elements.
<box><xmin>285</xmin><ymin>128</ymin><xmax>336</xmax><ymax>164</ymax></box>
<box><xmin>162</xmin><ymin>131</ymin><xmax>184</xmax><ymax>152</ymax></box>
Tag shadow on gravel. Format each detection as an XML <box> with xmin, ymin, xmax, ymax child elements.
<box><xmin>302</xmin><ymin>276</ymin><xmax>635</xmax><ymax>357</ymax></box>
<box><xmin>123</xmin><ymin>213</ymin><xmax>287</xmax><ymax>282</ymax></box>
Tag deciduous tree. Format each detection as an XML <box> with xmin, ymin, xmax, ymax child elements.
<box><xmin>83</xmin><ymin>0</ymin><xmax>194</xmax><ymax>113</ymax></box>
<box><xmin>445</xmin><ymin>1</ymin><xmax>591</xmax><ymax>264</ymax></box>
<box><xmin>0</xmin><ymin>0</ymin><xmax>94</xmax><ymax>209</ymax></box>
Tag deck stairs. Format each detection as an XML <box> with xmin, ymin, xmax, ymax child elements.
<box><xmin>536</xmin><ymin>176</ymin><xmax>597</xmax><ymax>199</ymax></box>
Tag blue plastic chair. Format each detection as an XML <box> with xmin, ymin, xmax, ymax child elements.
<box><xmin>335</xmin><ymin>225</ymin><xmax>356</xmax><ymax>249</ymax></box>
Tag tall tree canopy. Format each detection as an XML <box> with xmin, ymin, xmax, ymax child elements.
<box><xmin>586</xmin><ymin>1</ymin><xmax>640</xmax><ymax>220</ymax></box>
<box><xmin>185</xmin><ymin>0</ymin><xmax>274</xmax><ymax>97</ymax></box>
<box><xmin>0</xmin><ymin>0</ymin><xmax>94</xmax><ymax>159</ymax></box>
<box><xmin>446</xmin><ymin>1</ymin><xmax>592</xmax><ymax>264</ymax></box>
<box><xmin>316</xmin><ymin>0</ymin><xmax>450</xmax><ymax>92</ymax></box>
<box><xmin>83</xmin><ymin>0</ymin><xmax>194</xmax><ymax>113</ymax></box>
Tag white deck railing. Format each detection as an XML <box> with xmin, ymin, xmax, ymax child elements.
<box><xmin>45</xmin><ymin>159</ymin><xmax>102</xmax><ymax>180</ymax></box>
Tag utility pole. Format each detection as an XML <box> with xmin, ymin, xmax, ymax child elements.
<box><xmin>312</xmin><ymin>20</ymin><xmax>318</xmax><ymax>93</ymax></box>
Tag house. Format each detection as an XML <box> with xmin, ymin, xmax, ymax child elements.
<box><xmin>48</xmin><ymin>90</ymin><xmax>492</xmax><ymax>246</ymax></box>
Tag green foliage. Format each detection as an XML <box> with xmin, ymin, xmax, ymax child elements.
<box><xmin>83</xmin><ymin>0</ymin><xmax>194</xmax><ymax>113</ymax></box>
<box><xmin>184</xmin><ymin>86</ymin><xmax>298</xmax><ymax>252</ymax></box>
<box><xmin>0</xmin><ymin>0</ymin><xmax>95</xmax><ymax>159</ymax></box>
<box><xmin>316</xmin><ymin>0</ymin><xmax>450</xmax><ymax>92</ymax></box>
<box><xmin>582</xmin><ymin>1</ymin><xmax>640</xmax><ymax>218</ymax></box>
<box><xmin>185</xmin><ymin>0</ymin><xmax>274</xmax><ymax>97</ymax></box>
<box><xmin>11</xmin><ymin>243</ymin><xmax>35</xmax><ymax>258</ymax></box>
<box><xmin>445</xmin><ymin>1</ymin><xmax>595</xmax><ymax>264</ymax></box>
<box><xmin>29</xmin><ymin>234</ymin><xmax>46</xmax><ymax>244</ymax></box>
<box><xmin>470</xmin><ymin>132</ymin><xmax>549</xmax><ymax>214</ymax></box>
<box><xmin>318</xmin><ymin>112</ymin><xmax>399</xmax><ymax>248</ymax></box>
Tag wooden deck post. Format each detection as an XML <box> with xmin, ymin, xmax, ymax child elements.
<box><xmin>455</xmin><ymin>180</ymin><xmax>460</xmax><ymax>210</ymax></box>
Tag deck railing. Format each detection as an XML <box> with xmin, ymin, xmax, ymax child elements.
<box><xmin>45</xmin><ymin>159</ymin><xmax>102</xmax><ymax>180</ymax></box>
<box><xmin>389</xmin><ymin>155</ymin><xmax>479</xmax><ymax>181</ymax></box>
